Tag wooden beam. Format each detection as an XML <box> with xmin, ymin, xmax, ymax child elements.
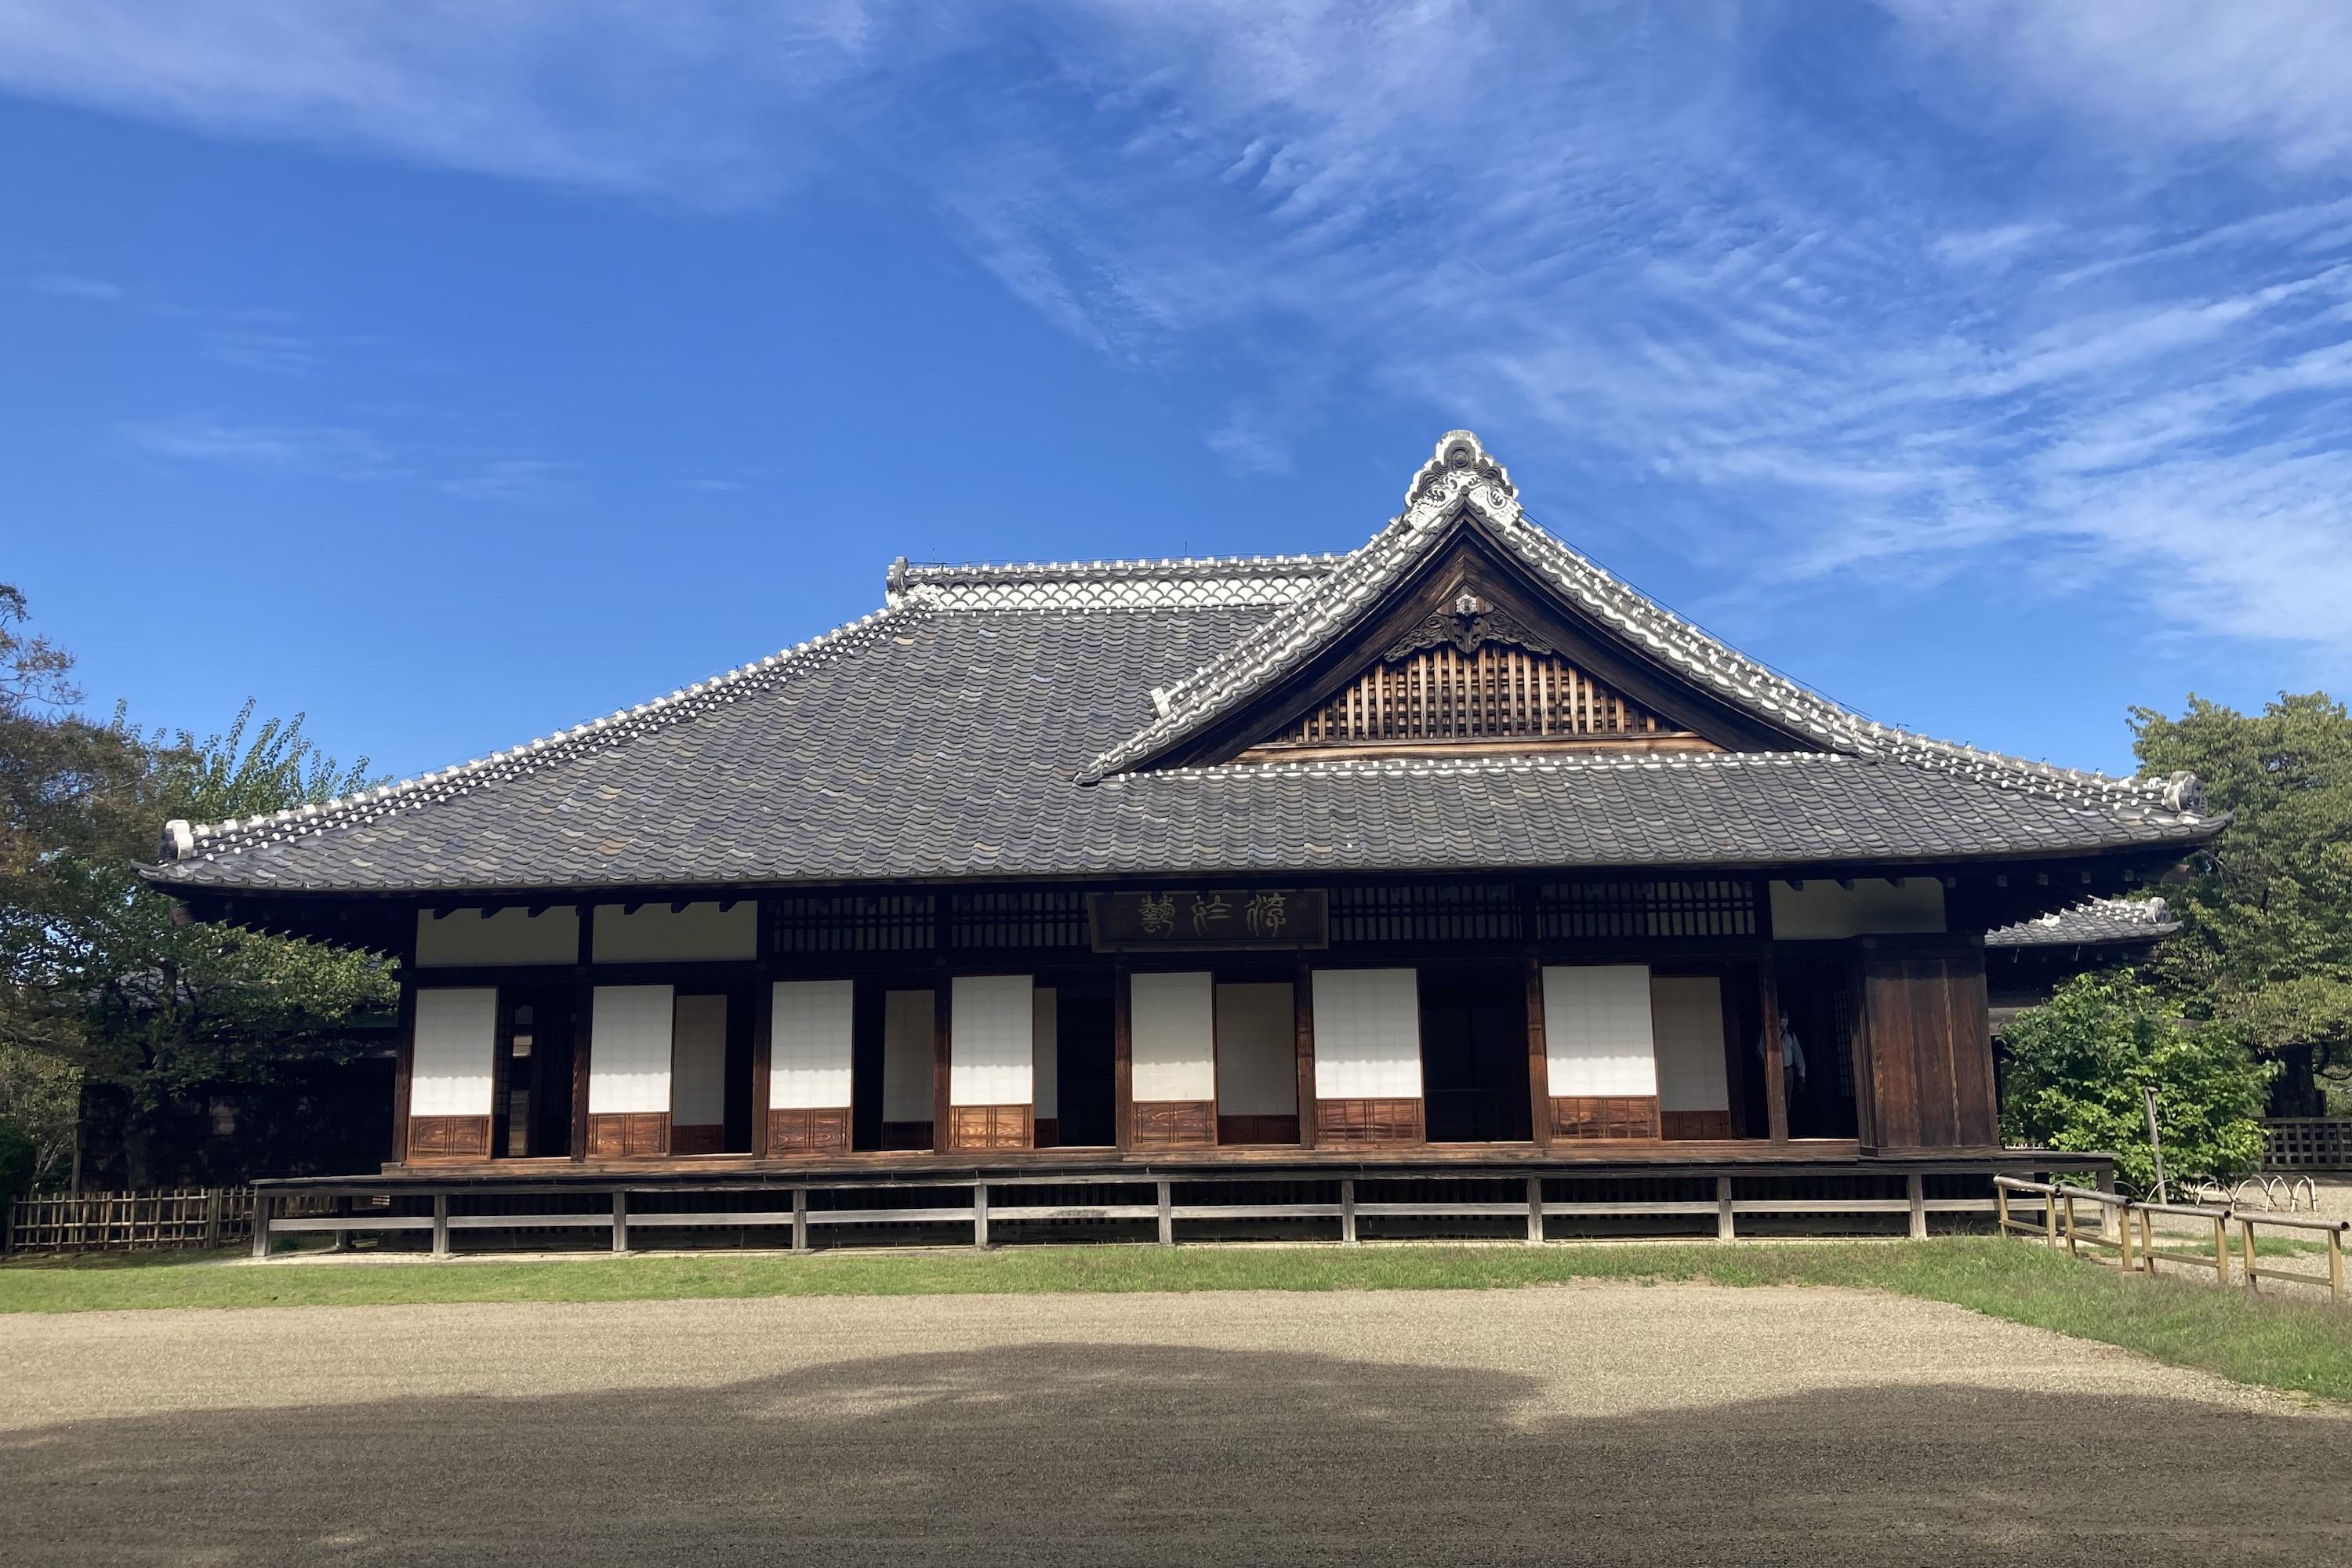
<box><xmin>931</xmin><ymin>975</ymin><xmax>953</xmax><ymax>1156</ymax></box>
<box><xmin>569</xmin><ymin>905</ymin><xmax>593</xmax><ymax>1162</ymax></box>
<box><xmin>1525</xmin><ymin>955</ymin><xmax>1552</xmax><ymax>1149</ymax></box>
<box><xmin>390</xmin><ymin>944</ymin><xmax>416</xmax><ymax>1167</ymax></box>
<box><xmin>1760</xmin><ymin>959</ymin><xmax>1790</xmax><ymax>1144</ymax></box>
<box><xmin>1293</xmin><ymin>956</ymin><xmax>1316</xmax><ymax>1151</ymax></box>
<box><xmin>1113</xmin><ymin>961</ymin><xmax>1134</xmax><ymax>1152</ymax></box>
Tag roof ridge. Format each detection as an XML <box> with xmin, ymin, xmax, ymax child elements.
<box><xmin>159</xmin><ymin>602</ymin><xmax>927</xmax><ymax>866</ymax></box>
<box><xmin>894</xmin><ymin>551</ymin><xmax>1345</xmax><ymax>586</ymax></box>
<box><xmin>1076</xmin><ymin>430</ymin><xmax>2205</xmax><ymax>820</ymax></box>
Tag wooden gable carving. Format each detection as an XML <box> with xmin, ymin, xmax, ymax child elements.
<box><xmin>1204</xmin><ymin>524</ymin><xmax>1816</xmax><ymax>768</ymax></box>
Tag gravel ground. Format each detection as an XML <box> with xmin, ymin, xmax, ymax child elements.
<box><xmin>3</xmin><ymin>1284</ymin><xmax>2346</xmax><ymax>1566</ymax></box>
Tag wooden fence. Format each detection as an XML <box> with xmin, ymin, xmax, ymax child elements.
<box><xmin>1994</xmin><ymin>1176</ymin><xmax>2347</xmax><ymax>1304</ymax></box>
<box><xmin>2263</xmin><ymin>1118</ymin><xmax>2352</xmax><ymax>1171</ymax></box>
<box><xmin>5</xmin><ymin>1187</ymin><xmax>256</xmax><ymax>1255</ymax></box>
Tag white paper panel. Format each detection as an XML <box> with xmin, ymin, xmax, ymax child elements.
<box><xmin>1542</xmin><ymin>966</ymin><xmax>1658</xmax><ymax>1097</ymax></box>
<box><xmin>415</xmin><ymin>908</ymin><xmax>577</xmax><ymax>967</ymax></box>
<box><xmin>589</xmin><ymin>985</ymin><xmax>675</xmax><ymax>1114</ymax></box>
<box><xmin>411</xmin><ymin>989</ymin><xmax>497</xmax><ymax>1116</ymax></box>
<box><xmin>591</xmin><ymin>901</ymin><xmax>758</xmax><ymax>963</ymax></box>
<box><xmin>1312</xmin><ymin>969</ymin><xmax>1423</xmax><ymax>1099</ymax></box>
<box><xmin>1650</xmin><ymin>975</ymin><xmax>1730</xmax><ymax>1112</ymax></box>
<box><xmin>1033</xmin><ymin>987</ymin><xmax>1059</xmax><ymax>1120</ymax></box>
<box><xmin>952</xmin><ymin>975</ymin><xmax>1034</xmax><ymax>1105</ymax></box>
<box><xmin>670</xmin><ymin>993</ymin><xmax>728</xmax><ymax>1127</ymax></box>
<box><xmin>1131</xmin><ymin>971</ymin><xmax>1216</xmax><ymax>1102</ymax></box>
<box><xmin>882</xmin><ymin>989</ymin><xmax>935</xmax><ymax>1123</ymax></box>
<box><xmin>1214</xmin><ymin>982</ymin><xmax>1297</xmax><ymax>1115</ymax></box>
<box><xmin>771</xmin><ymin>980</ymin><xmax>855</xmax><ymax>1109</ymax></box>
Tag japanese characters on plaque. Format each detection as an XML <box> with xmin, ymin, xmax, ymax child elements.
<box><xmin>1087</xmin><ymin>888</ymin><xmax>1329</xmax><ymax>952</ymax></box>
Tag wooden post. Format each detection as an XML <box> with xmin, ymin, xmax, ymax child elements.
<box><xmin>612</xmin><ymin>1189</ymin><xmax>629</xmax><ymax>1254</ymax></box>
<box><xmin>202</xmin><ymin>1188</ymin><xmax>222</xmax><ymax>1250</ymax></box>
<box><xmin>2043</xmin><ymin>1189</ymin><xmax>2058</xmax><ymax>1246</ymax></box>
<box><xmin>2328</xmin><ymin>1226</ymin><xmax>2343</xmax><ymax>1304</ymax></box>
<box><xmin>1994</xmin><ymin>1181</ymin><xmax>2008</xmax><ymax>1236</ymax></box>
<box><xmin>2063</xmin><ymin>1192</ymin><xmax>2078</xmax><ymax>1256</ymax></box>
<box><xmin>1906</xmin><ymin>1174</ymin><xmax>1926</xmax><ymax>1241</ymax></box>
<box><xmin>1113</xmin><ymin>962</ymin><xmax>1134</xmax><ymax>1152</ymax></box>
<box><xmin>571</xmin><ymin>904</ymin><xmax>593</xmax><ymax>1162</ymax></box>
<box><xmin>2213</xmin><ymin>1213</ymin><xmax>2228</xmax><ymax>1281</ymax></box>
<box><xmin>2117</xmin><ymin>1201</ymin><xmax>2134</xmax><ymax>1272</ymax></box>
<box><xmin>1525</xmin><ymin>957</ymin><xmax>1552</xmax><ymax>1149</ymax></box>
<box><xmin>1156</xmin><ymin>1179</ymin><xmax>1174</xmax><ymax>1247</ymax></box>
<box><xmin>1340</xmin><ymin>1178</ymin><xmax>1358</xmax><ymax>1245</ymax></box>
<box><xmin>1759</xmin><ymin>960</ymin><xmax>1789</xmax><ymax>1143</ymax></box>
<box><xmin>2240</xmin><ymin>1218</ymin><xmax>2257</xmax><ymax>1291</ymax></box>
<box><xmin>792</xmin><ymin>1187</ymin><xmax>808</xmax><ymax>1254</ymax></box>
<box><xmin>249</xmin><ymin>1192</ymin><xmax>272</xmax><ymax>1260</ymax></box>
<box><xmin>974</xmin><ymin>1181</ymin><xmax>989</xmax><ymax>1250</ymax></box>
<box><xmin>750</xmin><ymin>967</ymin><xmax>775</xmax><ymax>1163</ymax></box>
<box><xmin>931</xmin><ymin>979</ymin><xmax>953</xmax><ymax>1156</ymax></box>
<box><xmin>431</xmin><ymin>1193</ymin><xmax>450</xmax><ymax>1258</ymax></box>
<box><xmin>1293</xmin><ymin>956</ymin><xmax>1317</xmax><ymax>1150</ymax></box>
<box><xmin>1717</xmin><ymin>1175</ymin><xmax>1736</xmax><ymax>1242</ymax></box>
<box><xmin>328</xmin><ymin>1196</ymin><xmax>350</xmax><ymax>1255</ymax></box>
<box><xmin>1526</xmin><ymin>1175</ymin><xmax>1544</xmax><ymax>1245</ymax></box>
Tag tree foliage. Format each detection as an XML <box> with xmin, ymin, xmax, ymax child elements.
<box><xmin>0</xmin><ymin>583</ymin><xmax>395</xmax><ymax>1188</ymax></box>
<box><xmin>2131</xmin><ymin>692</ymin><xmax>2352</xmax><ymax>1114</ymax></box>
<box><xmin>2001</xmin><ymin>975</ymin><xmax>2273</xmax><ymax>1191</ymax></box>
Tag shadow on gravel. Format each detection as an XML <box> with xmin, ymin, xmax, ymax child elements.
<box><xmin>5</xmin><ymin>1344</ymin><xmax>2347</xmax><ymax>1566</ymax></box>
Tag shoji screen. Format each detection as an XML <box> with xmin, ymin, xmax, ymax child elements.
<box><xmin>670</xmin><ymin>994</ymin><xmax>728</xmax><ymax>1151</ymax></box>
<box><xmin>1131</xmin><ymin>972</ymin><xmax>1216</xmax><ymax>1102</ymax></box>
<box><xmin>1541</xmin><ymin>965</ymin><xmax>1658</xmax><ymax>1096</ymax></box>
<box><xmin>880</xmin><ymin>989</ymin><xmax>935</xmax><ymax>1126</ymax></box>
<box><xmin>590</xmin><ymin>985</ymin><xmax>677</xmax><ymax>1112</ymax></box>
<box><xmin>770</xmin><ymin>980</ymin><xmax>855</xmax><ymax>1109</ymax></box>
<box><xmin>1214</xmin><ymin>982</ymin><xmax>1296</xmax><ymax>1115</ymax></box>
<box><xmin>1650</xmin><ymin>975</ymin><xmax>1730</xmax><ymax>1134</ymax></box>
<box><xmin>951</xmin><ymin>976</ymin><xmax>1034</xmax><ymax>1105</ymax></box>
<box><xmin>1311</xmin><ymin>969</ymin><xmax>1423</xmax><ymax>1099</ymax></box>
<box><xmin>411</xmin><ymin>989</ymin><xmax>497</xmax><ymax>1116</ymax></box>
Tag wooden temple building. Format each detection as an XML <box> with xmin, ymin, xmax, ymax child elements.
<box><xmin>145</xmin><ymin>433</ymin><xmax>2222</xmax><ymax>1248</ymax></box>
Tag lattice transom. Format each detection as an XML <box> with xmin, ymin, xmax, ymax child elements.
<box><xmin>1283</xmin><ymin>644</ymin><xmax>1682</xmax><ymax>746</ymax></box>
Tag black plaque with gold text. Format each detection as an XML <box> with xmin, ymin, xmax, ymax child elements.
<box><xmin>1087</xmin><ymin>889</ymin><xmax>1328</xmax><ymax>953</ymax></box>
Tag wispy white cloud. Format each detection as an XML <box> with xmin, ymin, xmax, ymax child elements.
<box><xmin>13</xmin><ymin>1</ymin><xmax>2352</xmax><ymax>655</ymax></box>
<box><xmin>118</xmin><ymin>415</ymin><xmax>404</xmax><ymax>481</ymax></box>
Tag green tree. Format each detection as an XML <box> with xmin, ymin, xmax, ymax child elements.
<box><xmin>2131</xmin><ymin>692</ymin><xmax>2352</xmax><ymax>1115</ymax></box>
<box><xmin>0</xmin><ymin>584</ymin><xmax>395</xmax><ymax>1185</ymax></box>
<box><xmin>2001</xmin><ymin>975</ymin><xmax>2273</xmax><ymax>1191</ymax></box>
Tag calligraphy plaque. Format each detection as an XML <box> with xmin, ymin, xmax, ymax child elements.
<box><xmin>1087</xmin><ymin>889</ymin><xmax>1329</xmax><ymax>953</ymax></box>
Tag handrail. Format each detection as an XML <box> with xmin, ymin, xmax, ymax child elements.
<box><xmin>1995</xmin><ymin>1175</ymin><xmax>2346</xmax><ymax>1304</ymax></box>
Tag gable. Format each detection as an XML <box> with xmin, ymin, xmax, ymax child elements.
<box><xmin>1181</xmin><ymin>522</ymin><xmax>1810</xmax><ymax>768</ymax></box>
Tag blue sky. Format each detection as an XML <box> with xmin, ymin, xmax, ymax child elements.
<box><xmin>4</xmin><ymin>2</ymin><xmax>2350</xmax><ymax>785</ymax></box>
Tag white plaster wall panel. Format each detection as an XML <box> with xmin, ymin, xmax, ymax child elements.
<box><xmin>1033</xmin><ymin>986</ymin><xmax>1059</xmax><ymax>1120</ymax></box>
<box><xmin>1769</xmin><ymin>878</ymin><xmax>1946</xmax><ymax>939</ymax></box>
<box><xmin>411</xmin><ymin>988</ymin><xmax>498</xmax><ymax>1116</ymax></box>
<box><xmin>591</xmin><ymin>901</ymin><xmax>758</xmax><ymax>963</ymax></box>
<box><xmin>1312</xmin><ymin>969</ymin><xmax>1423</xmax><ymax>1100</ymax></box>
<box><xmin>951</xmin><ymin>975</ymin><xmax>1035</xmax><ymax>1105</ymax></box>
<box><xmin>1650</xmin><ymin>975</ymin><xmax>1730</xmax><ymax>1113</ymax></box>
<box><xmin>770</xmin><ymin>980</ymin><xmax>855</xmax><ymax>1110</ymax></box>
<box><xmin>670</xmin><ymin>993</ymin><xmax>728</xmax><ymax>1127</ymax></box>
<box><xmin>1214</xmin><ymin>982</ymin><xmax>1297</xmax><ymax>1115</ymax></box>
<box><xmin>589</xmin><ymin>985</ymin><xmax>676</xmax><ymax>1114</ymax></box>
<box><xmin>1542</xmin><ymin>966</ymin><xmax>1658</xmax><ymax>1097</ymax></box>
<box><xmin>882</xmin><ymin>989</ymin><xmax>935</xmax><ymax>1123</ymax></box>
<box><xmin>415</xmin><ymin>908</ymin><xmax>579</xmax><ymax>967</ymax></box>
<box><xmin>1131</xmin><ymin>971</ymin><xmax>1217</xmax><ymax>1102</ymax></box>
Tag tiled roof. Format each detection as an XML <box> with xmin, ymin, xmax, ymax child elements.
<box><xmin>1987</xmin><ymin>897</ymin><xmax>2181</xmax><ymax>949</ymax></box>
<box><xmin>147</xmin><ymin>433</ymin><xmax>2220</xmax><ymax>896</ymax></box>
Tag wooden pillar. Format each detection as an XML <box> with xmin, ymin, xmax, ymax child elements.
<box><xmin>1293</xmin><ymin>956</ymin><xmax>1317</xmax><ymax>1150</ymax></box>
<box><xmin>1156</xmin><ymin>1178</ymin><xmax>1174</xmax><ymax>1246</ymax></box>
<box><xmin>1760</xmin><ymin>959</ymin><xmax>1790</xmax><ymax>1143</ymax></box>
<box><xmin>750</xmin><ymin>905</ymin><xmax>775</xmax><ymax>1162</ymax></box>
<box><xmin>1715</xmin><ymin>1175</ymin><xmax>1735</xmax><ymax>1241</ymax></box>
<box><xmin>974</xmin><ymin>1181</ymin><xmax>989</xmax><ymax>1249</ymax></box>
<box><xmin>1113</xmin><ymin>961</ymin><xmax>1134</xmax><ymax>1152</ymax></box>
<box><xmin>1339</xmin><ymin>1178</ymin><xmax>1358</xmax><ymax>1245</ymax></box>
<box><xmin>569</xmin><ymin>903</ymin><xmax>593</xmax><ymax>1162</ymax></box>
<box><xmin>1525</xmin><ymin>1174</ymin><xmax>1544</xmax><ymax>1245</ymax></box>
<box><xmin>1906</xmin><ymin>1173</ymin><xmax>1927</xmax><ymax>1240</ymax></box>
<box><xmin>791</xmin><ymin>1187</ymin><xmax>808</xmax><ymax>1253</ymax></box>
<box><xmin>431</xmin><ymin>1193</ymin><xmax>450</xmax><ymax>1258</ymax></box>
<box><xmin>1525</xmin><ymin>956</ymin><xmax>1552</xmax><ymax>1149</ymax></box>
<box><xmin>612</xmin><ymin>1189</ymin><xmax>629</xmax><ymax>1253</ymax></box>
<box><xmin>391</xmin><ymin>950</ymin><xmax>417</xmax><ymax>1167</ymax></box>
<box><xmin>931</xmin><ymin>975</ymin><xmax>953</xmax><ymax>1156</ymax></box>
<box><xmin>249</xmin><ymin>1192</ymin><xmax>272</xmax><ymax>1260</ymax></box>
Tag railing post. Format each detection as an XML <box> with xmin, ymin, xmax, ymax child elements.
<box><xmin>431</xmin><ymin>1194</ymin><xmax>450</xmax><ymax>1258</ymax></box>
<box><xmin>1340</xmin><ymin>1178</ymin><xmax>1358</xmax><ymax>1246</ymax></box>
<box><xmin>249</xmin><ymin>1192</ymin><xmax>273</xmax><ymax>1260</ymax></box>
<box><xmin>1906</xmin><ymin>1174</ymin><xmax>1926</xmax><ymax>1241</ymax></box>
<box><xmin>2116</xmin><ymin>1200</ymin><xmax>2134</xmax><ymax>1272</ymax></box>
<box><xmin>612</xmin><ymin>1189</ymin><xmax>629</xmax><ymax>1254</ymax></box>
<box><xmin>2043</xmin><ymin>1189</ymin><xmax>2058</xmax><ymax>1247</ymax></box>
<box><xmin>974</xmin><ymin>1181</ymin><xmax>989</xmax><ymax>1250</ymax></box>
<box><xmin>2239</xmin><ymin>1217</ymin><xmax>2256</xmax><ymax>1291</ymax></box>
<box><xmin>328</xmin><ymin>1196</ymin><xmax>350</xmax><ymax>1255</ymax></box>
<box><xmin>1526</xmin><ymin>1176</ymin><xmax>1544</xmax><ymax>1246</ymax></box>
<box><xmin>2330</xmin><ymin>1225</ymin><xmax>2344</xmax><ymax>1305</ymax></box>
<box><xmin>2212</xmin><ymin>1213</ymin><xmax>2228</xmax><ymax>1282</ymax></box>
<box><xmin>201</xmin><ymin>1189</ymin><xmax>221</xmax><ymax>1250</ymax></box>
<box><xmin>1156</xmin><ymin>1180</ymin><xmax>1174</xmax><ymax>1247</ymax></box>
<box><xmin>792</xmin><ymin>1187</ymin><xmax>809</xmax><ymax>1253</ymax></box>
<box><xmin>1995</xmin><ymin>1181</ymin><xmax>2009</xmax><ymax>1236</ymax></box>
<box><xmin>1717</xmin><ymin>1176</ymin><xmax>1736</xmax><ymax>1242</ymax></box>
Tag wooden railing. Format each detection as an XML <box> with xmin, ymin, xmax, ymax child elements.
<box><xmin>2263</xmin><ymin>1118</ymin><xmax>2352</xmax><ymax>1171</ymax></box>
<box><xmin>5</xmin><ymin>1187</ymin><xmax>254</xmax><ymax>1254</ymax></box>
<box><xmin>1994</xmin><ymin>1177</ymin><xmax>2347</xmax><ymax>1304</ymax></box>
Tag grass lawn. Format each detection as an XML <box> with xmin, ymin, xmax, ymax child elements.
<box><xmin>5</xmin><ymin>1236</ymin><xmax>2350</xmax><ymax>1402</ymax></box>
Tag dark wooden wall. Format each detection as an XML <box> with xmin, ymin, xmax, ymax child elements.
<box><xmin>1855</xmin><ymin>941</ymin><xmax>1997</xmax><ymax>1150</ymax></box>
